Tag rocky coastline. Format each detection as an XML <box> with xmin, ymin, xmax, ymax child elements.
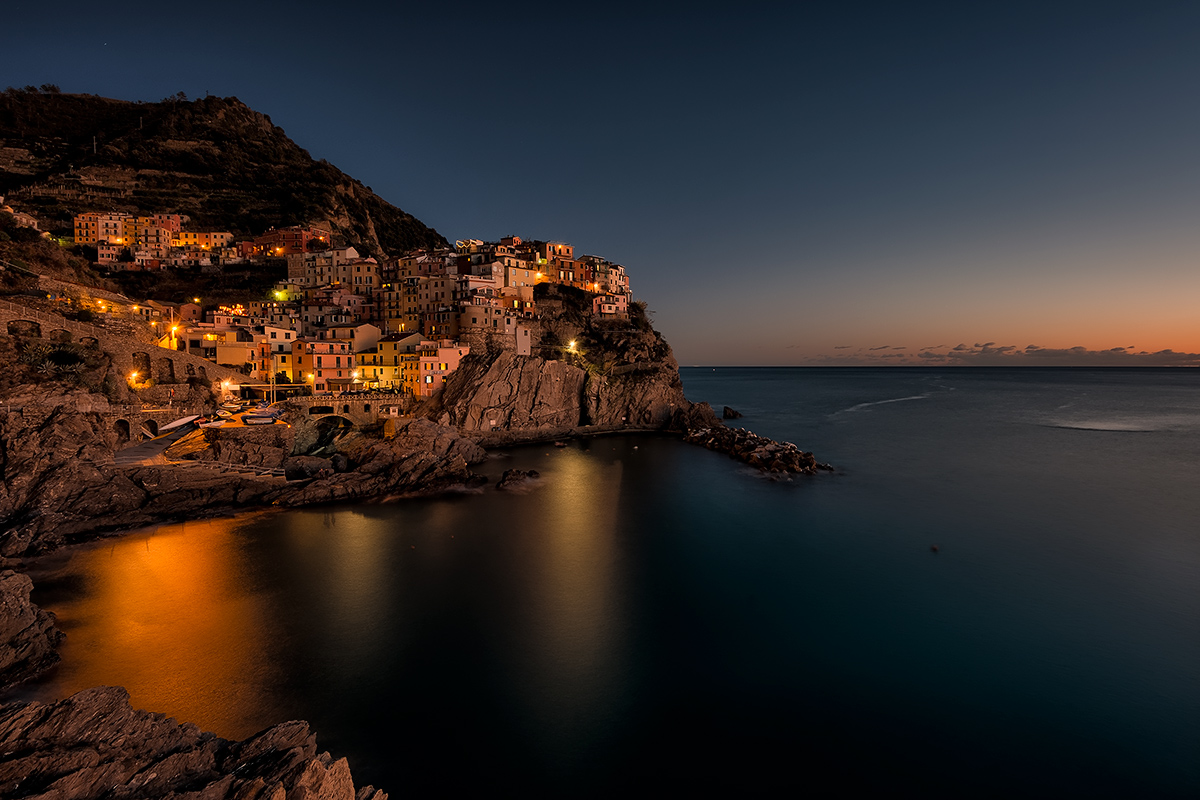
<box><xmin>0</xmin><ymin>299</ymin><xmax>829</xmax><ymax>798</ymax></box>
<box><xmin>0</xmin><ymin>687</ymin><xmax>386</xmax><ymax>800</ymax></box>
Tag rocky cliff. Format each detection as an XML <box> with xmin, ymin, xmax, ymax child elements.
<box><xmin>434</xmin><ymin>285</ymin><xmax>690</xmax><ymax>441</ymax></box>
<box><xmin>0</xmin><ymin>687</ymin><xmax>385</xmax><ymax>800</ymax></box>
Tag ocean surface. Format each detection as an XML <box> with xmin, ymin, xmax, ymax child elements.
<box><xmin>19</xmin><ymin>368</ymin><xmax>1200</xmax><ymax>796</ymax></box>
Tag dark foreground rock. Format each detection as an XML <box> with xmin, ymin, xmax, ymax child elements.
<box><xmin>496</xmin><ymin>468</ymin><xmax>540</xmax><ymax>490</ymax></box>
<box><xmin>0</xmin><ymin>571</ymin><xmax>64</xmax><ymax>687</ymax></box>
<box><xmin>0</xmin><ymin>686</ymin><xmax>386</xmax><ymax>800</ymax></box>
<box><xmin>722</xmin><ymin>406</ymin><xmax>743</xmax><ymax>419</ymax></box>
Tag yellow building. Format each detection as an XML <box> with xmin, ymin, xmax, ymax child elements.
<box><xmin>174</xmin><ymin>231</ymin><xmax>234</xmax><ymax>249</ymax></box>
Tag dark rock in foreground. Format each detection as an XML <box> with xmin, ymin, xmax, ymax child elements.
<box><xmin>496</xmin><ymin>468</ymin><xmax>540</xmax><ymax>490</ymax></box>
<box><xmin>0</xmin><ymin>686</ymin><xmax>385</xmax><ymax>800</ymax></box>
<box><xmin>0</xmin><ymin>571</ymin><xmax>64</xmax><ymax>687</ymax></box>
<box><xmin>722</xmin><ymin>406</ymin><xmax>743</xmax><ymax>419</ymax></box>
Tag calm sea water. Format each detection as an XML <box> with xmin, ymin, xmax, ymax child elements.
<box><xmin>19</xmin><ymin>368</ymin><xmax>1200</xmax><ymax>797</ymax></box>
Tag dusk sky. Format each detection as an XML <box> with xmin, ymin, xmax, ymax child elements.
<box><xmin>5</xmin><ymin>1</ymin><xmax>1199</xmax><ymax>365</ymax></box>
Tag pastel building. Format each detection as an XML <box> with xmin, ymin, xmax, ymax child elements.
<box><xmin>293</xmin><ymin>338</ymin><xmax>355</xmax><ymax>393</ymax></box>
<box><xmin>411</xmin><ymin>340</ymin><xmax>470</xmax><ymax>398</ymax></box>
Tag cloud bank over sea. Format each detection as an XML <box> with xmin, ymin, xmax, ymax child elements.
<box><xmin>807</xmin><ymin>343</ymin><xmax>1200</xmax><ymax>366</ymax></box>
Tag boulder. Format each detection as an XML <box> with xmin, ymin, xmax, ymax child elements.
<box><xmin>722</xmin><ymin>406</ymin><xmax>743</xmax><ymax>419</ymax></box>
<box><xmin>496</xmin><ymin>468</ymin><xmax>540</xmax><ymax>490</ymax></box>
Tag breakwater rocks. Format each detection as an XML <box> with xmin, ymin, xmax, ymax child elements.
<box><xmin>682</xmin><ymin>422</ymin><xmax>832</xmax><ymax>475</ymax></box>
<box><xmin>0</xmin><ymin>571</ymin><xmax>63</xmax><ymax>687</ymax></box>
<box><xmin>0</xmin><ymin>686</ymin><xmax>386</xmax><ymax>800</ymax></box>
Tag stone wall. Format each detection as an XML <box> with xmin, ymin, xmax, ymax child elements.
<box><xmin>0</xmin><ymin>297</ymin><xmax>257</xmax><ymax>388</ymax></box>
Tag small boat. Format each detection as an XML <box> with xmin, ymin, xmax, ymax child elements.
<box><xmin>198</xmin><ymin>419</ymin><xmax>226</xmax><ymax>428</ymax></box>
<box><xmin>216</xmin><ymin>409</ymin><xmax>233</xmax><ymax>418</ymax></box>
<box><xmin>241</xmin><ymin>415</ymin><xmax>276</xmax><ymax>426</ymax></box>
<box><xmin>554</xmin><ymin>441</ymin><xmax>568</xmax><ymax>448</ymax></box>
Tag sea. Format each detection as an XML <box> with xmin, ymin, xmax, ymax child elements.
<box><xmin>17</xmin><ymin>368</ymin><xmax>1200</xmax><ymax>797</ymax></box>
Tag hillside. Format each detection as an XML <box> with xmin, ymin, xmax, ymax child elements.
<box><xmin>0</xmin><ymin>87</ymin><xmax>446</xmax><ymax>257</ymax></box>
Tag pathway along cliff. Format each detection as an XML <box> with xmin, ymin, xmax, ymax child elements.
<box><xmin>0</xmin><ymin>284</ymin><xmax>828</xmax><ymax>798</ymax></box>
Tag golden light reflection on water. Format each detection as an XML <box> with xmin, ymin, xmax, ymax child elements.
<box><xmin>517</xmin><ymin>448</ymin><xmax>627</xmax><ymax>750</ymax></box>
<box><xmin>35</xmin><ymin>517</ymin><xmax>283</xmax><ymax>739</ymax></box>
<box><xmin>268</xmin><ymin>510</ymin><xmax>392</xmax><ymax>674</ymax></box>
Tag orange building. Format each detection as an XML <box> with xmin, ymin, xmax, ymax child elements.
<box><xmin>410</xmin><ymin>340</ymin><xmax>470</xmax><ymax>397</ymax></box>
<box><xmin>252</xmin><ymin>225</ymin><xmax>333</xmax><ymax>257</ymax></box>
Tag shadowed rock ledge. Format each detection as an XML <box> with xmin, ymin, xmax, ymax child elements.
<box><xmin>0</xmin><ymin>571</ymin><xmax>64</xmax><ymax>687</ymax></box>
<box><xmin>0</xmin><ymin>686</ymin><xmax>385</xmax><ymax>800</ymax></box>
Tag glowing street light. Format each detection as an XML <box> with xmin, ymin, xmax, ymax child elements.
<box><xmin>568</xmin><ymin>340</ymin><xmax>577</xmax><ymax>352</ymax></box>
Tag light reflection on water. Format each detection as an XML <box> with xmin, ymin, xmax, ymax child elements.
<box><xmin>25</xmin><ymin>517</ymin><xmax>286</xmax><ymax>737</ymax></box>
<box><xmin>16</xmin><ymin>369</ymin><xmax>1200</xmax><ymax>796</ymax></box>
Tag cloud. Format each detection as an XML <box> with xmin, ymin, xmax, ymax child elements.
<box><xmin>834</xmin><ymin>345</ymin><xmax>852</xmax><ymax>349</ymax></box>
<box><xmin>812</xmin><ymin>342</ymin><xmax>1200</xmax><ymax>366</ymax></box>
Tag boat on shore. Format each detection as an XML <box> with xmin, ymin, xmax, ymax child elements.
<box><xmin>241</xmin><ymin>415</ymin><xmax>276</xmax><ymax>426</ymax></box>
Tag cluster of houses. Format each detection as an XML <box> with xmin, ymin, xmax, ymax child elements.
<box><xmin>120</xmin><ymin>232</ymin><xmax>633</xmax><ymax>397</ymax></box>
<box><xmin>71</xmin><ymin>213</ymin><xmax>333</xmax><ymax>270</ymax></box>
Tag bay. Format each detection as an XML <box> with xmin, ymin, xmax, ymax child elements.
<box><xmin>20</xmin><ymin>367</ymin><xmax>1200</xmax><ymax>796</ymax></box>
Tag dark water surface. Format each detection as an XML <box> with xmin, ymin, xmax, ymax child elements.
<box><xmin>21</xmin><ymin>368</ymin><xmax>1200</xmax><ymax>796</ymax></box>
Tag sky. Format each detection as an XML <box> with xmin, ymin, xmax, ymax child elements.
<box><xmin>4</xmin><ymin>1</ymin><xmax>1199</xmax><ymax>365</ymax></box>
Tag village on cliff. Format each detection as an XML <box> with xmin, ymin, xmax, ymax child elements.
<box><xmin>4</xmin><ymin>201</ymin><xmax>634</xmax><ymax>399</ymax></box>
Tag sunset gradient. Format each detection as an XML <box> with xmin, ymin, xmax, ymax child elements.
<box><xmin>4</xmin><ymin>1</ymin><xmax>1198</xmax><ymax>365</ymax></box>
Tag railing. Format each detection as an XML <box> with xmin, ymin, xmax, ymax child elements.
<box><xmin>287</xmin><ymin>392</ymin><xmax>409</xmax><ymax>403</ymax></box>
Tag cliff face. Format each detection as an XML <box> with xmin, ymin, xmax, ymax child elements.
<box><xmin>0</xmin><ymin>88</ymin><xmax>445</xmax><ymax>257</ymax></box>
<box><xmin>0</xmin><ymin>687</ymin><xmax>386</xmax><ymax>799</ymax></box>
<box><xmin>435</xmin><ymin>284</ymin><xmax>691</xmax><ymax>439</ymax></box>
<box><xmin>436</xmin><ymin>350</ymin><xmax>688</xmax><ymax>437</ymax></box>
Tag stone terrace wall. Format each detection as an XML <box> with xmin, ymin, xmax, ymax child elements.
<box><xmin>0</xmin><ymin>298</ymin><xmax>259</xmax><ymax>387</ymax></box>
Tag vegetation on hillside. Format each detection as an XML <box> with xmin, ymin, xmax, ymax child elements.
<box><xmin>0</xmin><ymin>87</ymin><xmax>447</xmax><ymax>256</ymax></box>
